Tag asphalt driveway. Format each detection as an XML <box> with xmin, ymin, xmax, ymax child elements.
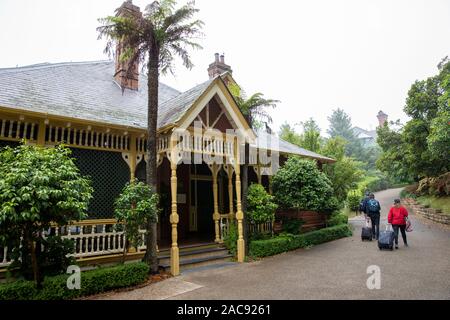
<box><xmin>93</xmin><ymin>188</ymin><xmax>450</xmax><ymax>300</ymax></box>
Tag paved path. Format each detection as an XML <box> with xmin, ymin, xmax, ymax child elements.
<box><xmin>92</xmin><ymin>188</ymin><xmax>450</xmax><ymax>300</ymax></box>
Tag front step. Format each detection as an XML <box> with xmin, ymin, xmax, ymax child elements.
<box><xmin>158</xmin><ymin>243</ymin><xmax>232</xmax><ymax>272</ymax></box>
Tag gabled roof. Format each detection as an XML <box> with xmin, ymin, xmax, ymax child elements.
<box><xmin>0</xmin><ymin>60</ymin><xmax>182</xmax><ymax>130</ymax></box>
<box><xmin>353</xmin><ymin>126</ymin><xmax>377</xmax><ymax>139</ymax></box>
<box><xmin>255</xmin><ymin>130</ymin><xmax>336</xmax><ymax>163</ymax></box>
<box><xmin>0</xmin><ymin>60</ymin><xmax>334</xmax><ymax>163</ymax></box>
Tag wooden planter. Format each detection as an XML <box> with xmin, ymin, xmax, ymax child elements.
<box><xmin>275</xmin><ymin>209</ymin><xmax>328</xmax><ymax>233</ymax></box>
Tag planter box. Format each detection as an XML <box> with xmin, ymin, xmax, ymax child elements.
<box><xmin>275</xmin><ymin>209</ymin><xmax>327</xmax><ymax>233</ymax></box>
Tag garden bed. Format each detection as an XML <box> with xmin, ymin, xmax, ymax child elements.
<box><xmin>0</xmin><ymin>262</ymin><xmax>155</xmax><ymax>300</ymax></box>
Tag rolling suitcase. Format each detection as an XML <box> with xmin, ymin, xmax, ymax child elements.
<box><xmin>361</xmin><ymin>218</ymin><xmax>372</xmax><ymax>241</ymax></box>
<box><xmin>378</xmin><ymin>224</ymin><xmax>395</xmax><ymax>250</ymax></box>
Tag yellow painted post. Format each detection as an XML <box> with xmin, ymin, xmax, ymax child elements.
<box><xmin>256</xmin><ymin>165</ymin><xmax>262</xmax><ymax>185</ymax></box>
<box><xmin>169</xmin><ymin>146</ymin><xmax>180</xmax><ymax>276</ymax></box>
<box><xmin>227</xmin><ymin>166</ymin><xmax>234</xmax><ymax>220</ymax></box>
<box><xmin>37</xmin><ymin>119</ymin><xmax>47</xmax><ymax>146</ymax></box>
<box><xmin>129</xmin><ymin>134</ymin><xmax>137</xmax><ymax>181</ymax></box>
<box><xmin>235</xmin><ymin>138</ymin><xmax>245</xmax><ymax>263</ymax></box>
<box><xmin>212</xmin><ymin>164</ymin><xmax>221</xmax><ymax>243</ymax></box>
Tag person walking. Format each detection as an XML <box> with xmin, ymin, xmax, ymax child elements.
<box><xmin>359</xmin><ymin>191</ymin><xmax>370</xmax><ymax>215</ymax></box>
<box><xmin>388</xmin><ymin>199</ymin><xmax>409</xmax><ymax>249</ymax></box>
<box><xmin>364</xmin><ymin>193</ymin><xmax>381</xmax><ymax>240</ymax></box>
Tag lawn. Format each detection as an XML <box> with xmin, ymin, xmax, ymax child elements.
<box><xmin>416</xmin><ymin>195</ymin><xmax>450</xmax><ymax>215</ymax></box>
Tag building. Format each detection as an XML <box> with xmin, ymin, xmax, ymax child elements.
<box><xmin>353</xmin><ymin>110</ymin><xmax>388</xmax><ymax>147</ymax></box>
<box><xmin>0</xmin><ymin>1</ymin><xmax>334</xmax><ymax>275</ymax></box>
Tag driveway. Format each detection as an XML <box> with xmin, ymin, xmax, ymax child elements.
<box><xmin>93</xmin><ymin>188</ymin><xmax>450</xmax><ymax>300</ymax></box>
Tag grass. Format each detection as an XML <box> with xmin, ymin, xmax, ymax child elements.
<box><xmin>416</xmin><ymin>195</ymin><xmax>450</xmax><ymax>215</ymax></box>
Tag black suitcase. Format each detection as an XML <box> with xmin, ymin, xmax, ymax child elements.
<box><xmin>361</xmin><ymin>219</ymin><xmax>372</xmax><ymax>241</ymax></box>
<box><xmin>378</xmin><ymin>225</ymin><xmax>395</xmax><ymax>250</ymax></box>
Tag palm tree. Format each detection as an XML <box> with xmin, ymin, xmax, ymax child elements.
<box><xmin>228</xmin><ymin>83</ymin><xmax>279</xmax><ymax>254</ymax></box>
<box><xmin>98</xmin><ymin>0</ymin><xmax>203</xmax><ymax>273</ymax></box>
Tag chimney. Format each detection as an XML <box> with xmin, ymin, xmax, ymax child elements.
<box><xmin>114</xmin><ymin>0</ymin><xmax>142</xmax><ymax>91</ymax></box>
<box><xmin>208</xmin><ymin>52</ymin><xmax>232</xmax><ymax>79</ymax></box>
<box><xmin>377</xmin><ymin>110</ymin><xmax>388</xmax><ymax>127</ymax></box>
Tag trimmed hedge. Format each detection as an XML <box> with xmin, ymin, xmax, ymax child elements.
<box><xmin>327</xmin><ymin>213</ymin><xmax>348</xmax><ymax>227</ymax></box>
<box><xmin>0</xmin><ymin>262</ymin><xmax>149</xmax><ymax>300</ymax></box>
<box><xmin>249</xmin><ymin>224</ymin><xmax>352</xmax><ymax>258</ymax></box>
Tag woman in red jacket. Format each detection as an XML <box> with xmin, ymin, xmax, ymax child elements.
<box><xmin>388</xmin><ymin>199</ymin><xmax>409</xmax><ymax>249</ymax></box>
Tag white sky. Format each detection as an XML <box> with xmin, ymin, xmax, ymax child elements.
<box><xmin>0</xmin><ymin>0</ymin><xmax>449</xmax><ymax>135</ymax></box>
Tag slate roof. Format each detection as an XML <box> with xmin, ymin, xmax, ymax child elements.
<box><xmin>353</xmin><ymin>126</ymin><xmax>377</xmax><ymax>139</ymax></box>
<box><xmin>0</xmin><ymin>60</ymin><xmax>334</xmax><ymax>162</ymax></box>
<box><xmin>256</xmin><ymin>130</ymin><xmax>336</xmax><ymax>163</ymax></box>
<box><xmin>0</xmin><ymin>60</ymin><xmax>199</xmax><ymax>129</ymax></box>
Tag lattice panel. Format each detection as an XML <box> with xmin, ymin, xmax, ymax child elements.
<box><xmin>0</xmin><ymin>119</ymin><xmax>38</xmax><ymax>142</ymax></box>
<box><xmin>0</xmin><ymin>139</ymin><xmax>20</xmax><ymax>149</ymax></box>
<box><xmin>70</xmin><ymin>148</ymin><xmax>130</xmax><ymax>219</ymax></box>
<box><xmin>135</xmin><ymin>159</ymin><xmax>147</xmax><ymax>183</ymax></box>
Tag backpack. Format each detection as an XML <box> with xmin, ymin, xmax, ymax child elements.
<box><xmin>367</xmin><ymin>199</ymin><xmax>379</xmax><ymax>213</ymax></box>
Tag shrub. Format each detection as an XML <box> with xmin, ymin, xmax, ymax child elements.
<box><xmin>327</xmin><ymin>213</ymin><xmax>348</xmax><ymax>227</ymax></box>
<box><xmin>247</xmin><ymin>184</ymin><xmax>278</xmax><ymax>224</ymax></box>
<box><xmin>114</xmin><ymin>181</ymin><xmax>160</xmax><ymax>256</ymax></box>
<box><xmin>280</xmin><ymin>217</ymin><xmax>303</xmax><ymax>235</ymax></box>
<box><xmin>272</xmin><ymin>157</ymin><xmax>339</xmax><ymax>213</ymax></box>
<box><xmin>249</xmin><ymin>224</ymin><xmax>352</xmax><ymax>258</ymax></box>
<box><xmin>0</xmin><ymin>262</ymin><xmax>149</xmax><ymax>300</ymax></box>
<box><xmin>346</xmin><ymin>192</ymin><xmax>361</xmax><ymax>212</ymax></box>
<box><xmin>223</xmin><ymin>221</ymin><xmax>238</xmax><ymax>257</ymax></box>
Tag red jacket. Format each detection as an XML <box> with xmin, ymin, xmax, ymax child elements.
<box><xmin>388</xmin><ymin>206</ymin><xmax>409</xmax><ymax>225</ymax></box>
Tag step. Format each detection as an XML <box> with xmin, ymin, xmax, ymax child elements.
<box><xmin>158</xmin><ymin>242</ymin><xmax>220</xmax><ymax>255</ymax></box>
<box><xmin>159</xmin><ymin>253</ymin><xmax>233</xmax><ymax>272</ymax></box>
<box><xmin>158</xmin><ymin>246</ymin><xmax>229</xmax><ymax>266</ymax></box>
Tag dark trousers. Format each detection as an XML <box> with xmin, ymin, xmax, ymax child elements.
<box><xmin>392</xmin><ymin>224</ymin><xmax>407</xmax><ymax>245</ymax></box>
<box><xmin>369</xmin><ymin>214</ymin><xmax>380</xmax><ymax>239</ymax></box>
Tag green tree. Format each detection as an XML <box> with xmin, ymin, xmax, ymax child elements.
<box><xmin>98</xmin><ymin>0</ymin><xmax>203</xmax><ymax>272</ymax></box>
<box><xmin>378</xmin><ymin>57</ymin><xmax>449</xmax><ymax>180</ymax></box>
<box><xmin>327</xmin><ymin>108</ymin><xmax>363</xmax><ymax>159</ymax></box>
<box><xmin>0</xmin><ymin>144</ymin><xmax>93</xmax><ymax>287</ymax></box>
<box><xmin>279</xmin><ymin>122</ymin><xmax>302</xmax><ymax>146</ymax></box>
<box><xmin>376</xmin><ymin>121</ymin><xmax>413</xmax><ymax>182</ymax></box>
<box><xmin>321</xmin><ymin>137</ymin><xmax>364</xmax><ymax>203</ymax></box>
<box><xmin>114</xmin><ymin>181</ymin><xmax>160</xmax><ymax>261</ymax></box>
<box><xmin>299</xmin><ymin>118</ymin><xmax>322</xmax><ymax>153</ymax></box>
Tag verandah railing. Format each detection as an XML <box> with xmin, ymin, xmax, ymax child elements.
<box><xmin>0</xmin><ymin>219</ymin><xmax>147</xmax><ymax>268</ymax></box>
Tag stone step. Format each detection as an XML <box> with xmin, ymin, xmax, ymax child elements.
<box><xmin>158</xmin><ymin>246</ymin><xmax>229</xmax><ymax>266</ymax></box>
<box><xmin>159</xmin><ymin>253</ymin><xmax>233</xmax><ymax>272</ymax></box>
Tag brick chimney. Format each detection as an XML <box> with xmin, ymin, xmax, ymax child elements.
<box><xmin>377</xmin><ymin>110</ymin><xmax>388</xmax><ymax>127</ymax></box>
<box><xmin>207</xmin><ymin>53</ymin><xmax>232</xmax><ymax>79</ymax></box>
<box><xmin>114</xmin><ymin>0</ymin><xmax>142</xmax><ymax>91</ymax></box>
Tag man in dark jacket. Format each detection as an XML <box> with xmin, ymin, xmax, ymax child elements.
<box><xmin>359</xmin><ymin>191</ymin><xmax>370</xmax><ymax>215</ymax></box>
<box><xmin>363</xmin><ymin>193</ymin><xmax>381</xmax><ymax>240</ymax></box>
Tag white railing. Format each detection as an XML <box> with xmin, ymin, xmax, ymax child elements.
<box><xmin>0</xmin><ymin>219</ymin><xmax>147</xmax><ymax>269</ymax></box>
<box><xmin>220</xmin><ymin>215</ymin><xmax>230</xmax><ymax>241</ymax></box>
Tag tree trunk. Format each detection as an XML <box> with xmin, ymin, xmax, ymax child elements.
<box><xmin>28</xmin><ymin>229</ymin><xmax>41</xmax><ymax>288</ymax></box>
<box><xmin>142</xmin><ymin>46</ymin><xmax>159</xmax><ymax>274</ymax></box>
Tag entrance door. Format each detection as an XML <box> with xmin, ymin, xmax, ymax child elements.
<box><xmin>190</xmin><ymin>179</ymin><xmax>214</xmax><ymax>240</ymax></box>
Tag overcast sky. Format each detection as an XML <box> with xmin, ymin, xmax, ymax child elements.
<box><xmin>0</xmin><ymin>0</ymin><xmax>449</xmax><ymax>135</ymax></box>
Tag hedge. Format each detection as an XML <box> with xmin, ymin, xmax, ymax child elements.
<box><xmin>327</xmin><ymin>213</ymin><xmax>348</xmax><ymax>227</ymax></box>
<box><xmin>249</xmin><ymin>224</ymin><xmax>352</xmax><ymax>258</ymax></box>
<box><xmin>0</xmin><ymin>262</ymin><xmax>149</xmax><ymax>300</ymax></box>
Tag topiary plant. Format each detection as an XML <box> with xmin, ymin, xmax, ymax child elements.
<box><xmin>272</xmin><ymin>157</ymin><xmax>339</xmax><ymax>214</ymax></box>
